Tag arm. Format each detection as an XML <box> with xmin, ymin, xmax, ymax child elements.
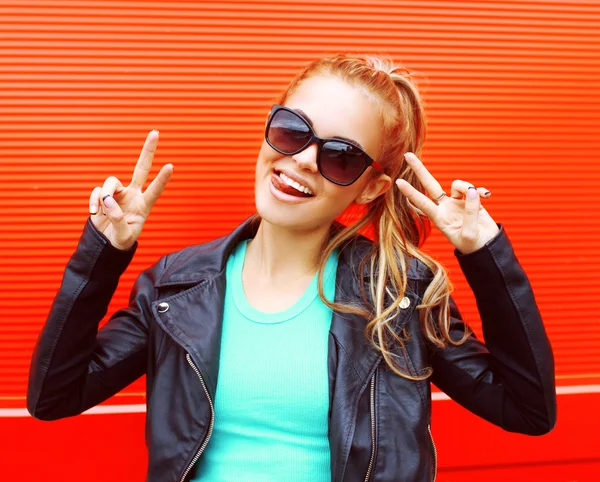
<box><xmin>428</xmin><ymin>224</ymin><xmax>557</xmax><ymax>435</ymax></box>
<box><xmin>27</xmin><ymin>216</ymin><xmax>166</xmax><ymax>421</ymax></box>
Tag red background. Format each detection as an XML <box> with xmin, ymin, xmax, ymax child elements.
<box><xmin>1</xmin><ymin>1</ymin><xmax>599</xmax><ymax>480</ymax></box>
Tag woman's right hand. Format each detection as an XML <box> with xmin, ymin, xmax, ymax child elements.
<box><xmin>89</xmin><ymin>130</ymin><xmax>174</xmax><ymax>251</ymax></box>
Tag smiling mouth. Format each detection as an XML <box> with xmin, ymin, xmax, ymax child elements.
<box><xmin>271</xmin><ymin>170</ymin><xmax>315</xmax><ymax>198</ymax></box>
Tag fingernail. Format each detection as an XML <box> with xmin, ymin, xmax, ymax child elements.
<box><xmin>484</xmin><ymin>190</ymin><xmax>491</xmax><ymax>196</ymax></box>
<box><xmin>152</xmin><ymin>129</ymin><xmax>159</xmax><ymax>134</ymax></box>
<box><xmin>90</xmin><ymin>204</ymin><xmax>97</xmax><ymax>214</ymax></box>
<box><xmin>467</xmin><ymin>187</ymin><xmax>478</xmax><ymax>199</ymax></box>
<box><xmin>102</xmin><ymin>194</ymin><xmax>115</xmax><ymax>209</ymax></box>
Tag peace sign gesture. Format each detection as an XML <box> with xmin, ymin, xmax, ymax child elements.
<box><xmin>396</xmin><ymin>152</ymin><xmax>500</xmax><ymax>255</ymax></box>
<box><xmin>89</xmin><ymin>130</ymin><xmax>174</xmax><ymax>251</ymax></box>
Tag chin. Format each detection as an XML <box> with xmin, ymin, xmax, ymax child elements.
<box><xmin>255</xmin><ymin>191</ymin><xmax>311</xmax><ymax>231</ymax></box>
<box><xmin>254</xmin><ymin>180</ymin><xmax>331</xmax><ymax>232</ymax></box>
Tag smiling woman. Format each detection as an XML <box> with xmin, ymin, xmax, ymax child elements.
<box><xmin>27</xmin><ymin>52</ymin><xmax>556</xmax><ymax>482</ymax></box>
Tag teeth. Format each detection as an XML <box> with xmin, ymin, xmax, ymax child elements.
<box><xmin>279</xmin><ymin>172</ymin><xmax>313</xmax><ymax>195</ymax></box>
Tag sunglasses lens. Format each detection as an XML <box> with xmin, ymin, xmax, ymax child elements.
<box><xmin>267</xmin><ymin>109</ymin><xmax>311</xmax><ymax>153</ymax></box>
<box><xmin>320</xmin><ymin>141</ymin><xmax>367</xmax><ymax>185</ymax></box>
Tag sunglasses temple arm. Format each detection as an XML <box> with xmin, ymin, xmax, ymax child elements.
<box><xmin>372</xmin><ymin>160</ymin><xmax>384</xmax><ymax>171</ymax></box>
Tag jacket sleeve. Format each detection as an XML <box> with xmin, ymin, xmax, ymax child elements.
<box><xmin>27</xmin><ymin>216</ymin><xmax>167</xmax><ymax>421</ymax></box>
<box><xmin>428</xmin><ymin>223</ymin><xmax>557</xmax><ymax>435</ymax></box>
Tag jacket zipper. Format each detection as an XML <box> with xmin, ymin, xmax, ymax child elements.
<box><xmin>427</xmin><ymin>424</ymin><xmax>437</xmax><ymax>481</ymax></box>
<box><xmin>179</xmin><ymin>352</ymin><xmax>215</xmax><ymax>482</ymax></box>
<box><xmin>363</xmin><ymin>369</ymin><xmax>377</xmax><ymax>482</ymax></box>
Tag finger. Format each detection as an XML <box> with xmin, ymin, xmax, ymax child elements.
<box><xmin>404</xmin><ymin>152</ymin><xmax>445</xmax><ymax>201</ymax></box>
<box><xmin>89</xmin><ymin>186</ymin><xmax>102</xmax><ymax>215</ymax></box>
<box><xmin>131</xmin><ymin>130</ymin><xmax>160</xmax><ymax>189</ymax></box>
<box><xmin>100</xmin><ymin>188</ymin><xmax>130</xmax><ymax>241</ymax></box>
<box><xmin>450</xmin><ymin>180</ymin><xmax>491</xmax><ymax>199</ymax></box>
<box><xmin>143</xmin><ymin>163</ymin><xmax>174</xmax><ymax>210</ymax></box>
<box><xmin>100</xmin><ymin>175</ymin><xmax>125</xmax><ymax>216</ymax></box>
<box><xmin>450</xmin><ymin>179</ymin><xmax>474</xmax><ymax>199</ymax></box>
<box><xmin>480</xmin><ymin>187</ymin><xmax>491</xmax><ymax>198</ymax></box>
<box><xmin>100</xmin><ymin>176</ymin><xmax>125</xmax><ymax>203</ymax></box>
<box><xmin>396</xmin><ymin>179</ymin><xmax>438</xmax><ymax>219</ymax></box>
<box><xmin>462</xmin><ymin>187</ymin><xmax>481</xmax><ymax>241</ymax></box>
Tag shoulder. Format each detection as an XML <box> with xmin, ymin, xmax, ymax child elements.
<box><xmin>151</xmin><ymin>233</ymin><xmax>232</xmax><ymax>287</ymax></box>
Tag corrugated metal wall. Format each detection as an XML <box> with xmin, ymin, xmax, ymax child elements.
<box><xmin>1</xmin><ymin>1</ymin><xmax>599</xmax><ymax>479</ymax></box>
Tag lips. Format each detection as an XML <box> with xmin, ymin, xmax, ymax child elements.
<box><xmin>271</xmin><ymin>169</ymin><xmax>316</xmax><ymax>198</ymax></box>
<box><xmin>271</xmin><ymin>171</ymin><xmax>313</xmax><ymax>198</ymax></box>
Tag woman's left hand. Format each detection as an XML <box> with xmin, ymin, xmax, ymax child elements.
<box><xmin>395</xmin><ymin>152</ymin><xmax>500</xmax><ymax>255</ymax></box>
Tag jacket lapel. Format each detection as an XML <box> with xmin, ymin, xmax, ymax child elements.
<box><xmin>151</xmin><ymin>276</ymin><xmax>226</xmax><ymax>400</ymax></box>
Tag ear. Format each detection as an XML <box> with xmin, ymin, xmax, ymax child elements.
<box><xmin>355</xmin><ymin>173</ymin><xmax>392</xmax><ymax>205</ymax></box>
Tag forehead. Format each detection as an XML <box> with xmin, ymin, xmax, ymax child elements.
<box><xmin>283</xmin><ymin>74</ymin><xmax>384</xmax><ymax>159</ymax></box>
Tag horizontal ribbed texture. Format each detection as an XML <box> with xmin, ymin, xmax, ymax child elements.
<box><xmin>1</xmin><ymin>1</ymin><xmax>599</xmax><ymax>415</ymax></box>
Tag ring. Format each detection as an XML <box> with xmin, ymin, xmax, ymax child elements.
<box><xmin>434</xmin><ymin>191</ymin><xmax>447</xmax><ymax>203</ymax></box>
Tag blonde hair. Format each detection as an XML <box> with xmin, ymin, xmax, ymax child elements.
<box><xmin>254</xmin><ymin>53</ymin><xmax>470</xmax><ymax>380</ymax></box>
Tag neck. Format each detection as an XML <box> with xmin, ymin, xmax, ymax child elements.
<box><xmin>245</xmin><ymin>219</ymin><xmax>333</xmax><ymax>281</ymax></box>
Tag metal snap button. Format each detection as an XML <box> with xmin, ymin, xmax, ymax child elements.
<box><xmin>157</xmin><ymin>302</ymin><xmax>169</xmax><ymax>313</ymax></box>
<box><xmin>399</xmin><ymin>296</ymin><xmax>411</xmax><ymax>309</ymax></box>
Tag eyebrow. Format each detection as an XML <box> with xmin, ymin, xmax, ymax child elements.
<box><xmin>294</xmin><ymin>108</ymin><xmax>366</xmax><ymax>151</ymax></box>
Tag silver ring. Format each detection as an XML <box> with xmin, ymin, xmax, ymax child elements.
<box><xmin>434</xmin><ymin>191</ymin><xmax>447</xmax><ymax>203</ymax></box>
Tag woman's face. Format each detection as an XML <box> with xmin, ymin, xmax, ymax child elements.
<box><xmin>254</xmin><ymin>74</ymin><xmax>392</xmax><ymax>232</ymax></box>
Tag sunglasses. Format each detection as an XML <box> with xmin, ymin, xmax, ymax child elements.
<box><xmin>265</xmin><ymin>104</ymin><xmax>383</xmax><ymax>186</ymax></box>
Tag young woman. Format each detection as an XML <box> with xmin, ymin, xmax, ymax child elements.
<box><xmin>27</xmin><ymin>53</ymin><xmax>556</xmax><ymax>482</ymax></box>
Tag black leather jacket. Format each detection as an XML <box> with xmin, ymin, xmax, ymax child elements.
<box><xmin>27</xmin><ymin>214</ymin><xmax>557</xmax><ymax>482</ymax></box>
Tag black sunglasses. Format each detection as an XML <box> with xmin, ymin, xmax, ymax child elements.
<box><xmin>265</xmin><ymin>104</ymin><xmax>383</xmax><ymax>186</ymax></box>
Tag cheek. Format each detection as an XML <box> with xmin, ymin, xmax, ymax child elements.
<box><xmin>258</xmin><ymin>140</ymin><xmax>280</xmax><ymax>165</ymax></box>
<box><xmin>321</xmin><ymin>183</ymin><xmax>361</xmax><ymax>210</ymax></box>
<box><xmin>255</xmin><ymin>142</ymin><xmax>283</xmax><ymax>192</ymax></box>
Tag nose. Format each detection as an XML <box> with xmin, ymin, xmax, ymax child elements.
<box><xmin>292</xmin><ymin>142</ymin><xmax>319</xmax><ymax>174</ymax></box>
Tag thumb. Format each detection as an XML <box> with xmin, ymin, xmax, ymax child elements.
<box><xmin>101</xmin><ymin>194</ymin><xmax>130</xmax><ymax>241</ymax></box>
